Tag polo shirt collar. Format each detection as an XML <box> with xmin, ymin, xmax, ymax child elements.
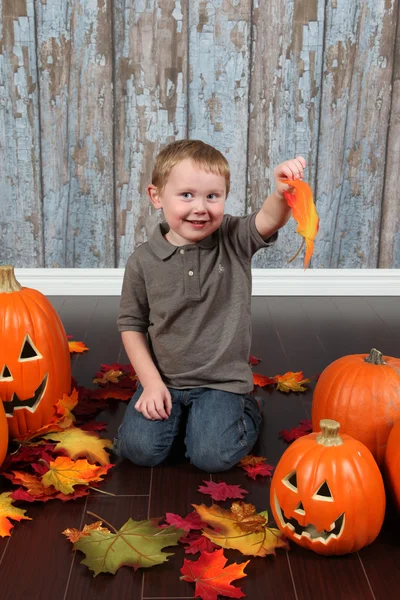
<box><xmin>149</xmin><ymin>221</ymin><xmax>218</xmax><ymax>260</ymax></box>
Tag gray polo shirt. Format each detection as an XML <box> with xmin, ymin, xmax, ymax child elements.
<box><xmin>117</xmin><ymin>210</ymin><xmax>277</xmax><ymax>394</ymax></box>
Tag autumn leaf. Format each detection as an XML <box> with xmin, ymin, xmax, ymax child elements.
<box><xmin>89</xmin><ymin>386</ymin><xmax>134</xmax><ymax>401</ymax></box>
<box><xmin>248</xmin><ymin>355</ymin><xmax>261</xmax><ymax>365</ymax></box>
<box><xmin>198</xmin><ymin>481</ymin><xmax>248</xmax><ymax>502</ymax></box>
<box><xmin>93</xmin><ymin>369</ymin><xmax>123</xmax><ymax>385</ymax></box>
<box><xmin>180</xmin><ymin>548</ymin><xmax>249</xmax><ymax>600</ymax></box>
<box><xmin>274</xmin><ymin>371</ymin><xmax>310</xmax><ymax>393</ymax></box>
<box><xmin>279</xmin><ymin>419</ymin><xmax>312</xmax><ymax>443</ymax></box>
<box><xmin>42</xmin><ymin>427</ymin><xmax>113</xmax><ymax>466</ymax></box>
<box><xmin>193</xmin><ymin>503</ymin><xmax>289</xmax><ymax>557</ymax></box>
<box><xmin>41</xmin><ymin>456</ymin><xmax>112</xmax><ymax>495</ymax></box>
<box><xmin>242</xmin><ymin>463</ymin><xmax>274</xmax><ymax>480</ymax></box>
<box><xmin>70</xmin><ymin>517</ymin><xmax>184</xmax><ymax>575</ymax></box>
<box><xmin>252</xmin><ymin>372</ymin><xmax>275</xmax><ymax>387</ymax></box>
<box><xmin>281</xmin><ymin>178</ymin><xmax>319</xmax><ymax>269</ymax></box>
<box><xmin>68</xmin><ymin>340</ymin><xmax>89</xmax><ymax>353</ymax></box>
<box><xmin>6</xmin><ymin>471</ymin><xmax>56</xmax><ymax>500</ymax></box>
<box><xmin>63</xmin><ymin>521</ymin><xmax>109</xmax><ymax>543</ymax></box>
<box><xmin>164</xmin><ymin>510</ymin><xmax>206</xmax><ymax>532</ymax></box>
<box><xmin>238</xmin><ymin>455</ymin><xmax>266</xmax><ymax>468</ymax></box>
<box><xmin>0</xmin><ymin>492</ymin><xmax>31</xmax><ymax>536</ymax></box>
<box><xmin>181</xmin><ymin>531</ymin><xmax>219</xmax><ymax>555</ymax></box>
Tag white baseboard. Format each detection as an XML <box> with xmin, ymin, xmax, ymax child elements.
<box><xmin>12</xmin><ymin>268</ymin><xmax>400</xmax><ymax>296</ymax></box>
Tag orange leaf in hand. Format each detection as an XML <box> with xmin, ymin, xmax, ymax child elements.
<box><xmin>180</xmin><ymin>548</ymin><xmax>249</xmax><ymax>600</ymax></box>
<box><xmin>281</xmin><ymin>178</ymin><xmax>319</xmax><ymax>269</ymax></box>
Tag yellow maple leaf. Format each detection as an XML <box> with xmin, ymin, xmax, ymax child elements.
<box><xmin>93</xmin><ymin>370</ymin><xmax>123</xmax><ymax>385</ymax></box>
<box><xmin>193</xmin><ymin>503</ymin><xmax>288</xmax><ymax>557</ymax></box>
<box><xmin>63</xmin><ymin>521</ymin><xmax>110</xmax><ymax>543</ymax></box>
<box><xmin>41</xmin><ymin>456</ymin><xmax>111</xmax><ymax>495</ymax></box>
<box><xmin>274</xmin><ymin>371</ymin><xmax>310</xmax><ymax>393</ymax></box>
<box><xmin>43</xmin><ymin>427</ymin><xmax>113</xmax><ymax>466</ymax></box>
<box><xmin>68</xmin><ymin>340</ymin><xmax>89</xmax><ymax>354</ymax></box>
<box><xmin>0</xmin><ymin>492</ymin><xmax>31</xmax><ymax>537</ymax></box>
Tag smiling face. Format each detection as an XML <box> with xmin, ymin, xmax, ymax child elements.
<box><xmin>148</xmin><ymin>158</ymin><xmax>227</xmax><ymax>246</ymax></box>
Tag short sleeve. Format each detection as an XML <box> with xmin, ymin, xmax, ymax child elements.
<box><xmin>222</xmin><ymin>210</ymin><xmax>278</xmax><ymax>261</ymax></box>
<box><xmin>117</xmin><ymin>256</ymin><xmax>150</xmax><ymax>332</ymax></box>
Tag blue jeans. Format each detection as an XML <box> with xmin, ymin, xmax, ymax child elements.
<box><xmin>113</xmin><ymin>384</ymin><xmax>262</xmax><ymax>472</ymax></box>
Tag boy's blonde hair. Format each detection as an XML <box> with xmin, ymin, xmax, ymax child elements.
<box><xmin>152</xmin><ymin>139</ymin><xmax>230</xmax><ymax>195</ymax></box>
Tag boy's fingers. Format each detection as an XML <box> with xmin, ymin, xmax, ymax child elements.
<box><xmin>155</xmin><ymin>402</ymin><xmax>169</xmax><ymax>420</ymax></box>
<box><xmin>165</xmin><ymin>393</ymin><xmax>172</xmax><ymax>416</ymax></box>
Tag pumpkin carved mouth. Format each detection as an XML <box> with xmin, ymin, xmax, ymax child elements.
<box><xmin>4</xmin><ymin>374</ymin><xmax>49</xmax><ymax>417</ymax></box>
<box><xmin>274</xmin><ymin>492</ymin><xmax>345</xmax><ymax>543</ymax></box>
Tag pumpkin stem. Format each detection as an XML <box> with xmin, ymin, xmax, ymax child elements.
<box><xmin>364</xmin><ymin>348</ymin><xmax>386</xmax><ymax>365</ymax></box>
<box><xmin>0</xmin><ymin>265</ymin><xmax>22</xmax><ymax>293</ymax></box>
<box><xmin>316</xmin><ymin>419</ymin><xmax>344</xmax><ymax>447</ymax></box>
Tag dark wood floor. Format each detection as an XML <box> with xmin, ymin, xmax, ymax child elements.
<box><xmin>1</xmin><ymin>296</ymin><xmax>399</xmax><ymax>600</ymax></box>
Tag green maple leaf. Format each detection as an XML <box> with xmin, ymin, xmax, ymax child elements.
<box><xmin>74</xmin><ymin>518</ymin><xmax>185</xmax><ymax>576</ymax></box>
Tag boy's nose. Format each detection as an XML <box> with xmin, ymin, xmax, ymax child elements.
<box><xmin>193</xmin><ymin>199</ymin><xmax>208</xmax><ymax>213</ymax></box>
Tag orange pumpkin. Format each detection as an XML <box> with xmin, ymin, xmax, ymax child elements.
<box><xmin>0</xmin><ymin>266</ymin><xmax>71</xmax><ymax>439</ymax></box>
<box><xmin>312</xmin><ymin>349</ymin><xmax>400</xmax><ymax>466</ymax></box>
<box><xmin>384</xmin><ymin>418</ymin><xmax>400</xmax><ymax>512</ymax></box>
<box><xmin>270</xmin><ymin>419</ymin><xmax>385</xmax><ymax>555</ymax></box>
<box><xmin>0</xmin><ymin>401</ymin><xmax>8</xmax><ymax>465</ymax></box>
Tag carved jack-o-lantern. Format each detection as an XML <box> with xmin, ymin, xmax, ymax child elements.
<box><xmin>270</xmin><ymin>419</ymin><xmax>386</xmax><ymax>555</ymax></box>
<box><xmin>0</xmin><ymin>266</ymin><xmax>71</xmax><ymax>439</ymax></box>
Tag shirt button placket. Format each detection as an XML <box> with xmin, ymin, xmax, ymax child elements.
<box><xmin>183</xmin><ymin>247</ymin><xmax>200</xmax><ymax>299</ymax></box>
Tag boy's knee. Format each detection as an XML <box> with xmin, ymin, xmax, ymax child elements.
<box><xmin>114</xmin><ymin>432</ymin><xmax>167</xmax><ymax>467</ymax></box>
<box><xmin>187</xmin><ymin>444</ymin><xmax>234</xmax><ymax>473</ymax></box>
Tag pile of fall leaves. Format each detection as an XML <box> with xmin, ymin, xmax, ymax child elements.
<box><xmin>0</xmin><ymin>341</ymin><xmax>314</xmax><ymax>599</ymax></box>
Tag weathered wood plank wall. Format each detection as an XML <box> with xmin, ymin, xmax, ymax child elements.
<box><xmin>0</xmin><ymin>0</ymin><xmax>399</xmax><ymax>269</ymax></box>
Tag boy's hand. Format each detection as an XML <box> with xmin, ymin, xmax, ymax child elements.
<box><xmin>274</xmin><ymin>156</ymin><xmax>306</xmax><ymax>198</ymax></box>
<box><xmin>135</xmin><ymin>382</ymin><xmax>172</xmax><ymax>420</ymax></box>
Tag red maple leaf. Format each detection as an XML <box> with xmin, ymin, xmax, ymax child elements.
<box><xmin>248</xmin><ymin>354</ymin><xmax>261</xmax><ymax>365</ymax></box>
<box><xmin>197</xmin><ymin>481</ymin><xmax>248</xmax><ymax>501</ymax></box>
<box><xmin>279</xmin><ymin>419</ymin><xmax>312</xmax><ymax>443</ymax></box>
<box><xmin>80</xmin><ymin>421</ymin><xmax>108</xmax><ymax>432</ymax></box>
<box><xmin>252</xmin><ymin>372</ymin><xmax>275</xmax><ymax>387</ymax></box>
<box><xmin>164</xmin><ymin>510</ymin><xmax>206</xmax><ymax>532</ymax></box>
<box><xmin>242</xmin><ymin>463</ymin><xmax>274</xmax><ymax>480</ymax></box>
<box><xmin>181</xmin><ymin>531</ymin><xmax>219</xmax><ymax>555</ymax></box>
<box><xmin>180</xmin><ymin>548</ymin><xmax>249</xmax><ymax>600</ymax></box>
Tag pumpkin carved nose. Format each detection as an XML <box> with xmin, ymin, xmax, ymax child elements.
<box><xmin>0</xmin><ymin>365</ymin><xmax>13</xmax><ymax>380</ymax></box>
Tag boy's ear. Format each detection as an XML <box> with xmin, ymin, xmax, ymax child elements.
<box><xmin>147</xmin><ymin>184</ymin><xmax>162</xmax><ymax>209</ymax></box>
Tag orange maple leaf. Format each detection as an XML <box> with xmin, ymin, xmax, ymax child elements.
<box><xmin>180</xmin><ymin>548</ymin><xmax>249</xmax><ymax>600</ymax></box>
<box><xmin>41</xmin><ymin>456</ymin><xmax>112</xmax><ymax>495</ymax></box>
<box><xmin>281</xmin><ymin>178</ymin><xmax>319</xmax><ymax>269</ymax></box>
<box><xmin>90</xmin><ymin>386</ymin><xmax>133</xmax><ymax>401</ymax></box>
<box><xmin>252</xmin><ymin>372</ymin><xmax>274</xmax><ymax>387</ymax></box>
<box><xmin>0</xmin><ymin>492</ymin><xmax>31</xmax><ymax>537</ymax></box>
<box><xmin>237</xmin><ymin>455</ymin><xmax>267</xmax><ymax>468</ymax></box>
<box><xmin>273</xmin><ymin>371</ymin><xmax>310</xmax><ymax>393</ymax></box>
<box><xmin>63</xmin><ymin>521</ymin><xmax>110</xmax><ymax>543</ymax></box>
<box><xmin>68</xmin><ymin>340</ymin><xmax>89</xmax><ymax>354</ymax></box>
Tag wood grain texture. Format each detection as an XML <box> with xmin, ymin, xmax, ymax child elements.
<box><xmin>0</xmin><ymin>0</ymin><xmax>44</xmax><ymax>267</ymax></box>
<box><xmin>36</xmin><ymin>0</ymin><xmax>114</xmax><ymax>268</ymax></box>
<box><xmin>379</xmin><ymin>1</ymin><xmax>400</xmax><ymax>268</ymax></box>
<box><xmin>249</xmin><ymin>0</ymin><xmax>325</xmax><ymax>269</ymax></box>
<box><xmin>188</xmin><ymin>0</ymin><xmax>251</xmax><ymax>216</ymax></box>
<box><xmin>313</xmin><ymin>0</ymin><xmax>397</xmax><ymax>268</ymax></box>
<box><xmin>114</xmin><ymin>0</ymin><xmax>188</xmax><ymax>267</ymax></box>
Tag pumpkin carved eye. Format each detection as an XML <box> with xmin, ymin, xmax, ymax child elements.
<box><xmin>313</xmin><ymin>480</ymin><xmax>334</xmax><ymax>502</ymax></box>
<box><xmin>19</xmin><ymin>335</ymin><xmax>42</xmax><ymax>362</ymax></box>
<box><xmin>282</xmin><ymin>470</ymin><xmax>298</xmax><ymax>491</ymax></box>
<box><xmin>0</xmin><ymin>365</ymin><xmax>13</xmax><ymax>381</ymax></box>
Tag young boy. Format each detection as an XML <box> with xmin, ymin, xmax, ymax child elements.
<box><xmin>114</xmin><ymin>140</ymin><xmax>305</xmax><ymax>472</ymax></box>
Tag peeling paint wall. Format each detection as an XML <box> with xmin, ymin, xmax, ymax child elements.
<box><xmin>0</xmin><ymin>0</ymin><xmax>399</xmax><ymax>268</ymax></box>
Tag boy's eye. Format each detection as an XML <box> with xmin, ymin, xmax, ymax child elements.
<box><xmin>181</xmin><ymin>193</ymin><xmax>192</xmax><ymax>199</ymax></box>
<box><xmin>208</xmin><ymin>194</ymin><xmax>217</xmax><ymax>200</ymax></box>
